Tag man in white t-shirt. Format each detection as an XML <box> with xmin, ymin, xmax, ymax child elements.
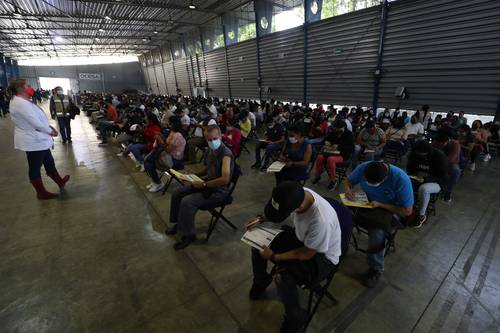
<box><xmin>247</xmin><ymin>181</ymin><xmax>341</xmax><ymax>332</ymax></box>
<box><xmin>405</xmin><ymin>115</ymin><xmax>425</xmax><ymax>137</ymax></box>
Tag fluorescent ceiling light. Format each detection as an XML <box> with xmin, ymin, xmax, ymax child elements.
<box><xmin>153</xmin><ymin>29</ymin><xmax>158</xmax><ymax>34</ymax></box>
<box><xmin>99</xmin><ymin>28</ymin><xmax>105</xmax><ymax>32</ymax></box>
<box><xmin>188</xmin><ymin>1</ymin><xmax>196</xmax><ymax>9</ymax></box>
<box><xmin>104</xmin><ymin>15</ymin><xmax>111</xmax><ymax>20</ymax></box>
<box><xmin>54</xmin><ymin>35</ymin><xmax>64</xmax><ymax>42</ymax></box>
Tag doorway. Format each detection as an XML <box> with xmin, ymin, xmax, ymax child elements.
<box><xmin>39</xmin><ymin>77</ymin><xmax>72</xmax><ymax>94</ymax></box>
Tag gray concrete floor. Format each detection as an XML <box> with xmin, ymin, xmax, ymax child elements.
<box><xmin>0</xmin><ymin>103</ymin><xmax>499</xmax><ymax>333</ymax></box>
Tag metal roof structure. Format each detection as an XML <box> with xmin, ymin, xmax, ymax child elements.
<box><xmin>0</xmin><ymin>0</ymin><xmax>258</xmax><ymax>60</ymax></box>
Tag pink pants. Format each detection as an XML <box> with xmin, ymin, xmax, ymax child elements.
<box><xmin>314</xmin><ymin>154</ymin><xmax>344</xmax><ymax>181</ymax></box>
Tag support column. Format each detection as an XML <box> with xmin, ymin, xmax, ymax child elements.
<box><xmin>169</xmin><ymin>42</ymin><xmax>179</xmax><ymax>95</ymax></box>
<box><xmin>222</xmin><ymin>24</ymin><xmax>232</xmax><ymax>99</ymax></box>
<box><xmin>199</xmin><ymin>28</ymin><xmax>210</xmax><ymax>98</ymax></box>
<box><xmin>0</xmin><ymin>54</ymin><xmax>7</xmax><ymax>87</ymax></box>
<box><xmin>372</xmin><ymin>0</ymin><xmax>389</xmax><ymax>115</ymax></box>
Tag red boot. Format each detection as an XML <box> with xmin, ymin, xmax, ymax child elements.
<box><xmin>47</xmin><ymin>171</ymin><xmax>70</xmax><ymax>189</ymax></box>
<box><xmin>30</xmin><ymin>178</ymin><xmax>58</xmax><ymax>200</ymax></box>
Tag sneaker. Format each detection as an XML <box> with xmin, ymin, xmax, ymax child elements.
<box><xmin>146</xmin><ymin>182</ymin><xmax>155</xmax><ymax>189</ymax></box>
<box><xmin>412</xmin><ymin>215</ymin><xmax>427</xmax><ymax>229</ymax></box>
<box><xmin>251</xmin><ymin>162</ymin><xmax>261</xmax><ymax>169</ymax></box>
<box><xmin>483</xmin><ymin>154</ymin><xmax>491</xmax><ymax>162</ymax></box>
<box><xmin>363</xmin><ymin>269</ymin><xmax>382</xmax><ymax>288</ymax></box>
<box><xmin>249</xmin><ymin>275</ymin><xmax>273</xmax><ymax>300</ymax></box>
<box><xmin>116</xmin><ymin>152</ymin><xmax>125</xmax><ymax>157</ymax></box>
<box><xmin>139</xmin><ymin>165</ymin><xmax>145</xmax><ymax>172</ymax></box>
<box><xmin>67</xmin><ymin>139</ymin><xmax>72</xmax><ymax>144</ymax></box>
<box><xmin>327</xmin><ymin>180</ymin><xmax>338</xmax><ymax>190</ymax></box>
<box><xmin>311</xmin><ymin>176</ymin><xmax>320</xmax><ymax>184</ymax></box>
<box><xmin>62</xmin><ymin>140</ymin><xmax>67</xmax><ymax>144</ymax></box>
<box><xmin>259</xmin><ymin>166</ymin><xmax>267</xmax><ymax>172</ymax></box>
<box><xmin>148</xmin><ymin>182</ymin><xmax>165</xmax><ymax>193</ymax></box>
<box><xmin>173</xmin><ymin>235</ymin><xmax>197</xmax><ymax>250</ymax></box>
<box><xmin>98</xmin><ymin>142</ymin><xmax>108</xmax><ymax>147</ymax></box>
<box><xmin>443</xmin><ymin>192</ymin><xmax>452</xmax><ymax>203</ymax></box>
<box><xmin>135</xmin><ymin>163</ymin><xmax>142</xmax><ymax>169</ymax></box>
<box><xmin>469</xmin><ymin>162</ymin><xmax>476</xmax><ymax>171</ymax></box>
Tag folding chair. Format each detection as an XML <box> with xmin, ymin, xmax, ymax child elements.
<box><xmin>201</xmin><ymin>163</ymin><xmax>242</xmax><ymax>241</ymax></box>
<box><xmin>426</xmin><ymin>192</ymin><xmax>440</xmax><ymax>217</ymax></box>
<box><xmin>273</xmin><ymin>197</ymin><xmax>353</xmax><ymax>333</ymax></box>
<box><xmin>350</xmin><ymin>208</ymin><xmax>401</xmax><ymax>257</ymax></box>
<box><xmin>240</xmin><ymin>137</ymin><xmax>251</xmax><ymax>154</ymax></box>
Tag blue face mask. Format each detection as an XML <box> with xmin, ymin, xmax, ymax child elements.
<box><xmin>208</xmin><ymin>138</ymin><xmax>221</xmax><ymax>150</ymax></box>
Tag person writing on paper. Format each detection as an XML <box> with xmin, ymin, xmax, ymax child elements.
<box><xmin>312</xmin><ymin>119</ymin><xmax>354</xmax><ymax>190</ymax></box>
<box><xmin>246</xmin><ymin>181</ymin><xmax>341</xmax><ymax>333</ymax></box>
<box><xmin>406</xmin><ymin>140</ymin><xmax>448</xmax><ymax>228</ymax></box>
<box><xmin>251</xmin><ymin>113</ymin><xmax>285</xmax><ymax>171</ymax></box>
<box><xmin>275</xmin><ymin>124</ymin><xmax>312</xmax><ymax>184</ymax></box>
<box><xmin>166</xmin><ymin>125</ymin><xmax>234</xmax><ymax>250</ymax></box>
<box><xmin>343</xmin><ymin>161</ymin><xmax>413</xmax><ymax>287</ymax></box>
<box><xmin>353</xmin><ymin>120</ymin><xmax>386</xmax><ymax>162</ymax></box>
<box><xmin>8</xmin><ymin>78</ymin><xmax>70</xmax><ymax>200</ymax></box>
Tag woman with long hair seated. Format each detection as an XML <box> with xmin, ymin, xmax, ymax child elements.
<box><xmin>222</xmin><ymin>117</ymin><xmax>242</xmax><ymax>158</ymax></box>
<box><xmin>117</xmin><ymin>112</ymin><xmax>161</xmax><ymax>171</ymax></box>
<box><xmin>144</xmin><ymin>116</ymin><xmax>186</xmax><ymax>192</ymax></box>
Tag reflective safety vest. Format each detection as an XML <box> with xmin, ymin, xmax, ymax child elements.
<box><xmin>54</xmin><ymin>96</ymin><xmax>70</xmax><ymax>117</ymax></box>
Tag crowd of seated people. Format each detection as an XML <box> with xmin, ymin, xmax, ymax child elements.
<box><xmin>75</xmin><ymin>91</ymin><xmax>500</xmax><ymax>332</ymax></box>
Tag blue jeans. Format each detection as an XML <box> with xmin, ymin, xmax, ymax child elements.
<box><xmin>26</xmin><ymin>150</ymin><xmax>57</xmax><ymax>180</ymax></box>
<box><xmin>448</xmin><ymin>164</ymin><xmax>460</xmax><ymax>194</ymax></box>
<box><xmin>255</xmin><ymin>142</ymin><xmax>282</xmax><ymax>166</ymax></box>
<box><xmin>57</xmin><ymin>117</ymin><xmax>71</xmax><ymax>142</ymax></box>
<box><xmin>126</xmin><ymin>143</ymin><xmax>146</xmax><ymax>163</ymax></box>
<box><xmin>418</xmin><ymin>182</ymin><xmax>441</xmax><ymax>216</ymax></box>
<box><xmin>367</xmin><ymin>228</ymin><xmax>386</xmax><ymax>272</ymax></box>
<box><xmin>99</xmin><ymin>120</ymin><xmax>116</xmax><ymax>143</ymax></box>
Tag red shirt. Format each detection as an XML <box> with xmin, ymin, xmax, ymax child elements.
<box><xmin>143</xmin><ymin>124</ymin><xmax>161</xmax><ymax>151</ymax></box>
<box><xmin>223</xmin><ymin>128</ymin><xmax>242</xmax><ymax>157</ymax></box>
<box><xmin>106</xmin><ymin>105</ymin><xmax>118</xmax><ymax>122</ymax></box>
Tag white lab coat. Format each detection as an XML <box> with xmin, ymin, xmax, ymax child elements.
<box><xmin>9</xmin><ymin>95</ymin><xmax>54</xmax><ymax>152</ymax></box>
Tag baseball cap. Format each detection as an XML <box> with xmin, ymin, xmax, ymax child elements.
<box><xmin>264</xmin><ymin>181</ymin><xmax>305</xmax><ymax>223</ymax></box>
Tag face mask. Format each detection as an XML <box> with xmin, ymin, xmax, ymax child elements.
<box><xmin>288</xmin><ymin>137</ymin><xmax>298</xmax><ymax>144</ymax></box>
<box><xmin>208</xmin><ymin>138</ymin><xmax>221</xmax><ymax>150</ymax></box>
<box><xmin>25</xmin><ymin>86</ymin><xmax>35</xmax><ymax>97</ymax></box>
<box><xmin>367</xmin><ymin>181</ymin><xmax>383</xmax><ymax>187</ymax></box>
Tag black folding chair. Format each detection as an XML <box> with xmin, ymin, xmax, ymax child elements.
<box><xmin>349</xmin><ymin>207</ymin><xmax>401</xmax><ymax>257</ymax></box>
<box><xmin>201</xmin><ymin>163</ymin><xmax>242</xmax><ymax>241</ymax></box>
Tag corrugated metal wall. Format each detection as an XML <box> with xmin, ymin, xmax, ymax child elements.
<box><xmin>162</xmin><ymin>61</ymin><xmax>176</xmax><ymax>95</ymax></box>
<box><xmin>260</xmin><ymin>26</ymin><xmax>304</xmax><ymax>102</ymax></box>
<box><xmin>227</xmin><ymin>39</ymin><xmax>259</xmax><ymax>99</ymax></box>
<box><xmin>378</xmin><ymin>0</ymin><xmax>500</xmax><ymax>115</ymax></box>
<box><xmin>139</xmin><ymin>0</ymin><xmax>500</xmax><ymax>115</ymax></box>
<box><xmin>204</xmin><ymin>48</ymin><xmax>230</xmax><ymax>98</ymax></box>
<box><xmin>307</xmin><ymin>6</ymin><xmax>381</xmax><ymax>105</ymax></box>
<box><xmin>174</xmin><ymin>58</ymin><xmax>192</xmax><ymax>96</ymax></box>
<box><xmin>146</xmin><ymin>66</ymin><xmax>158</xmax><ymax>94</ymax></box>
<box><xmin>154</xmin><ymin>64</ymin><xmax>167</xmax><ymax>94</ymax></box>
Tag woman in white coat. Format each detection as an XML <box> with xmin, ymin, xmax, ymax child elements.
<box><xmin>8</xmin><ymin>79</ymin><xmax>70</xmax><ymax>200</ymax></box>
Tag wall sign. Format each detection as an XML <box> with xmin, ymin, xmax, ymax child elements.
<box><xmin>79</xmin><ymin>73</ymin><xmax>101</xmax><ymax>80</ymax></box>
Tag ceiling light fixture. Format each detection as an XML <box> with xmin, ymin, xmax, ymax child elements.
<box><xmin>95</xmin><ymin>37</ymin><xmax>100</xmax><ymax>41</ymax></box>
<box><xmin>54</xmin><ymin>35</ymin><xmax>64</xmax><ymax>42</ymax></box>
<box><xmin>188</xmin><ymin>1</ymin><xmax>196</xmax><ymax>9</ymax></box>
<box><xmin>153</xmin><ymin>29</ymin><xmax>158</xmax><ymax>34</ymax></box>
<box><xmin>104</xmin><ymin>15</ymin><xmax>111</xmax><ymax>20</ymax></box>
<box><xmin>142</xmin><ymin>38</ymin><xmax>147</xmax><ymax>41</ymax></box>
<box><xmin>99</xmin><ymin>28</ymin><xmax>105</xmax><ymax>32</ymax></box>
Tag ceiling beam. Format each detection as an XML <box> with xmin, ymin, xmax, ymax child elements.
<box><xmin>67</xmin><ymin>0</ymin><xmax>219</xmax><ymax>14</ymax></box>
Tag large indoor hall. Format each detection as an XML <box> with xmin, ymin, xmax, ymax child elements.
<box><xmin>1</xmin><ymin>0</ymin><xmax>500</xmax><ymax>333</ymax></box>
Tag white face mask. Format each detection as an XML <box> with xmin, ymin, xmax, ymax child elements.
<box><xmin>288</xmin><ymin>137</ymin><xmax>298</xmax><ymax>144</ymax></box>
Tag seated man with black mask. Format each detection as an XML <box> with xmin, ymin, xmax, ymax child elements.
<box><xmin>247</xmin><ymin>181</ymin><xmax>342</xmax><ymax>333</ymax></box>
<box><xmin>343</xmin><ymin>161</ymin><xmax>413</xmax><ymax>287</ymax></box>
